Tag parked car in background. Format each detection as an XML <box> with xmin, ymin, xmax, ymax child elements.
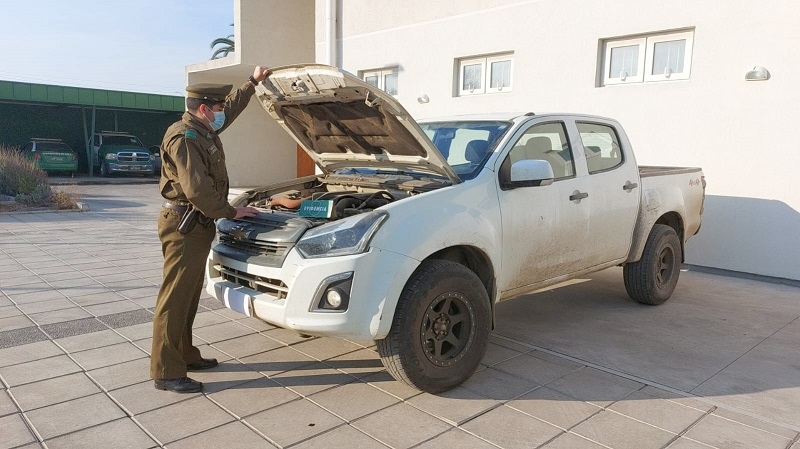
<box><xmin>20</xmin><ymin>138</ymin><xmax>79</xmax><ymax>174</ymax></box>
<box><xmin>91</xmin><ymin>131</ymin><xmax>155</xmax><ymax>177</ymax></box>
<box><xmin>148</xmin><ymin>145</ymin><xmax>162</xmax><ymax>175</ymax></box>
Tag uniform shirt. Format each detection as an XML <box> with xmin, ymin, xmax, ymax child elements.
<box><xmin>159</xmin><ymin>81</ymin><xmax>256</xmax><ymax>219</ymax></box>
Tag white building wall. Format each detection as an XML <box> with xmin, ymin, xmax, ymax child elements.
<box><xmin>187</xmin><ymin>0</ymin><xmax>315</xmax><ymax>188</ymax></box>
<box><xmin>315</xmin><ymin>0</ymin><xmax>800</xmax><ymax>280</ymax></box>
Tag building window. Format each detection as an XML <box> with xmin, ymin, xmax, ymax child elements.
<box><xmin>602</xmin><ymin>30</ymin><xmax>693</xmax><ymax>85</ymax></box>
<box><xmin>458</xmin><ymin>53</ymin><xmax>513</xmax><ymax>96</ymax></box>
<box><xmin>361</xmin><ymin>68</ymin><xmax>398</xmax><ymax>95</ymax></box>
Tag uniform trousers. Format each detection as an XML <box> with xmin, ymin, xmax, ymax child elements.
<box><xmin>150</xmin><ymin>207</ymin><xmax>215</xmax><ymax>380</ymax></box>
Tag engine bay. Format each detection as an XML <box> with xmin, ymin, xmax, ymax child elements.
<box><xmin>238</xmin><ymin>171</ymin><xmax>451</xmax><ymax>222</ymax></box>
<box><xmin>252</xmin><ymin>189</ymin><xmax>397</xmax><ymax>219</ymax></box>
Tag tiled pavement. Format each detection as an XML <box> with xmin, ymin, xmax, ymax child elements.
<box><xmin>1</xmin><ymin>183</ymin><xmax>799</xmax><ymax>448</ymax></box>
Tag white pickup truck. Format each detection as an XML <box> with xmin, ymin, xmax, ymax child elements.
<box><xmin>207</xmin><ymin>64</ymin><xmax>705</xmax><ymax>393</ymax></box>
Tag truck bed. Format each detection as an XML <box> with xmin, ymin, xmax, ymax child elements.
<box><xmin>639</xmin><ymin>166</ymin><xmax>703</xmax><ymax>178</ymax></box>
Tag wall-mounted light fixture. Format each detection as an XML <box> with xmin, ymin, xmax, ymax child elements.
<box><xmin>745</xmin><ymin>66</ymin><xmax>770</xmax><ymax>81</ymax></box>
<box><xmin>417</xmin><ymin>94</ymin><xmax>430</xmax><ymax>104</ymax></box>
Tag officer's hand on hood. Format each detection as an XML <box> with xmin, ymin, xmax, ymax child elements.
<box><xmin>234</xmin><ymin>207</ymin><xmax>259</xmax><ymax>219</ymax></box>
<box><xmin>253</xmin><ymin>66</ymin><xmax>271</xmax><ymax>83</ymax></box>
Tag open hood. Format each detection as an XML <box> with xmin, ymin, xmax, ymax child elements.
<box><xmin>254</xmin><ymin>64</ymin><xmax>460</xmax><ymax>184</ymax></box>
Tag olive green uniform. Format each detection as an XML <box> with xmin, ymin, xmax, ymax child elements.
<box><xmin>150</xmin><ymin>81</ymin><xmax>256</xmax><ymax>380</ymax></box>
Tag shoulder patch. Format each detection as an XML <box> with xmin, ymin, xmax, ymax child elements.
<box><xmin>184</xmin><ymin>129</ymin><xmax>198</xmax><ymax>139</ymax></box>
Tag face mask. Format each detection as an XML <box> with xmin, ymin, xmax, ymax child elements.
<box><xmin>203</xmin><ymin>106</ymin><xmax>225</xmax><ymax>131</ymax></box>
<box><xmin>209</xmin><ymin>109</ymin><xmax>226</xmax><ymax>131</ymax></box>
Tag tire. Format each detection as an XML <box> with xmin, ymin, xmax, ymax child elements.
<box><xmin>100</xmin><ymin>163</ymin><xmax>110</xmax><ymax>177</ymax></box>
<box><xmin>623</xmin><ymin>224</ymin><xmax>682</xmax><ymax>305</ymax></box>
<box><xmin>377</xmin><ymin>260</ymin><xmax>491</xmax><ymax>393</ymax></box>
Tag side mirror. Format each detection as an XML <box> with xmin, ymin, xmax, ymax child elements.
<box><xmin>504</xmin><ymin>159</ymin><xmax>554</xmax><ymax>189</ymax></box>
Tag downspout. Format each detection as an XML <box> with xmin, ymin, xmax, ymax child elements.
<box><xmin>325</xmin><ymin>0</ymin><xmax>338</xmax><ymax>67</ymax></box>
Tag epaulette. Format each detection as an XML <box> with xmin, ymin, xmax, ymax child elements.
<box><xmin>184</xmin><ymin>129</ymin><xmax>198</xmax><ymax>139</ymax></box>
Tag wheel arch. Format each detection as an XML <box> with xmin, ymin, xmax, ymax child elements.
<box><xmin>424</xmin><ymin>245</ymin><xmax>497</xmax><ymax>328</ymax></box>
<box><xmin>627</xmin><ymin>210</ymin><xmax>687</xmax><ymax>264</ymax></box>
<box><xmin>654</xmin><ymin>212</ymin><xmax>685</xmax><ymax>262</ymax></box>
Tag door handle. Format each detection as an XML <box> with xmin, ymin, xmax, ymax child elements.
<box><xmin>623</xmin><ymin>181</ymin><xmax>639</xmax><ymax>191</ymax></box>
<box><xmin>569</xmin><ymin>191</ymin><xmax>589</xmax><ymax>201</ymax></box>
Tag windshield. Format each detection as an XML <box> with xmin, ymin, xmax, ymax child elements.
<box><xmin>102</xmin><ymin>135</ymin><xmax>144</xmax><ymax>147</ymax></box>
<box><xmin>36</xmin><ymin>142</ymin><xmax>73</xmax><ymax>152</ymax></box>
<box><xmin>419</xmin><ymin>121</ymin><xmax>510</xmax><ymax>180</ymax></box>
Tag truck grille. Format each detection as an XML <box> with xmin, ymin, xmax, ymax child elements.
<box><xmin>214</xmin><ymin>214</ymin><xmax>312</xmax><ymax>267</ymax></box>
<box><xmin>218</xmin><ymin>234</ymin><xmax>291</xmax><ymax>257</ymax></box>
<box><xmin>214</xmin><ymin>264</ymin><xmax>288</xmax><ymax>299</ymax></box>
<box><xmin>117</xmin><ymin>151</ymin><xmax>150</xmax><ymax>162</ymax></box>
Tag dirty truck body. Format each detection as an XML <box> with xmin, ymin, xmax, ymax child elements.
<box><xmin>206</xmin><ymin>64</ymin><xmax>705</xmax><ymax>393</ymax></box>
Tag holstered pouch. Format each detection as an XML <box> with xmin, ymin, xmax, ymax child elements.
<box><xmin>177</xmin><ymin>205</ymin><xmax>198</xmax><ymax>234</ymax></box>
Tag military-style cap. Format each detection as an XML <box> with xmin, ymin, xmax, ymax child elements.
<box><xmin>185</xmin><ymin>83</ymin><xmax>233</xmax><ymax>103</ymax></box>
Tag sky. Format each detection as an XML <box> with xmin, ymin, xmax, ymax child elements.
<box><xmin>1</xmin><ymin>0</ymin><xmax>235</xmax><ymax>96</ymax></box>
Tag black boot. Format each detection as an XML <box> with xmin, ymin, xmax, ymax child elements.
<box><xmin>154</xmin><ymin>377</ymin><xmax>203</xmax><ymax>393</ymax></box>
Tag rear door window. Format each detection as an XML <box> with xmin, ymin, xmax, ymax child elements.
<box><xmin>576</xmin><ymin>122</ymin><xmax>623</xmax><ymax>174</ymax></box>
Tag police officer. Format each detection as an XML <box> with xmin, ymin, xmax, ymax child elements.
<box><xmin>150</xmin><ymin>66</ymin><xmax>270</xmax><ymax>393</ymax></box>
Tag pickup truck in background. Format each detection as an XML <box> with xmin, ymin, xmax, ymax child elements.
<box><xmin>91</xmin><ymin>131</ymin><xmax>155</xmax><ymax>177</ymax></box>
<box><xmin>207</xmin><ymin>64</ymin><xmax>705</xmax><ymax>393</ymax></box>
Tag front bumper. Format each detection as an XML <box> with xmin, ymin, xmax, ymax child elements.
<box><xmin>206</xmin><ymin>246</ymin><xmax>418</xmax><ymax>341</ymax></box>
<box><xmin>106</xmin><ymin>163</ymin><xmax>154</xmax><ymax>173</ymax></box>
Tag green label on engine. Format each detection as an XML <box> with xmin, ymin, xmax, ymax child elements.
<box><xmin>298</xmin><ymin>200</ymin><xmax>334</xmax><ymax>218</ymax></box>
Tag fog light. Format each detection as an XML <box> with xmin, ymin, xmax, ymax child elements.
<box><xmin>311</xmin><ymin>272</ymin><xmax>353</xmax><ymax>312</ymax></box>
<box><xmin>326</xmin><ymin>289</ymin><xmax>343</xmax><ymax>308</ymax></box>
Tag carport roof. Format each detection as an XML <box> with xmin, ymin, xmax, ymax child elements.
<box><xmin>0</xmin><ymin>80</ymin><xmax>184</xmax><ymax>112</ymax></box>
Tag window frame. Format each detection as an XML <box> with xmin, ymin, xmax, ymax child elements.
<box><xmin>458</xmin><ymin>57</ymin><xmax>487</xmax><ymax>96</ymax></box>
<box><xmin>601</xmin><ymin>29</ymin><xmax>694</xmax><ymax>86</ymax></box>
<box><xmin>603</xmin><ymin>37</ymin><xmax>646</xmax><ymax>85</ymax></box>
<box><xmin>458</xmin><ymin>53</ymin><xmax>514</xmax><ymax>96</ymax></box>
<box><xmin>360</xmin><ymin>68</ymin><xmax>399</xmax><ymax>96</ymax></box>
<box><xmin>644</xmin><ymin>30</ymin><xmax>694</xmax><ymax>82</ymax></box>
<box><xmin>485</xmin><ymin>55</ymin><xmax>514</xmax><ymax>94</ymax></box>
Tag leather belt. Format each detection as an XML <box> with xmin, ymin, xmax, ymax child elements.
<box><xmin>162</xmin><ymin>202</ymin><xmax>188</xmax><ymax>213</ymax></box>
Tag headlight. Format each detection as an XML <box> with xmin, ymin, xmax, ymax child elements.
<box><xmin>150</xmin><ymin>154</ymin><xmax>156</xmax><ymax>161</ymax></box>
<box><xmin>296</xmin><ymin>211</ymin><xmax>387</xmax><ymax>258</ymax></box>
<box><xmin>104</xmin><ymin>153</ymin><xmax>118</xmax><ymax>161</ymax></box>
